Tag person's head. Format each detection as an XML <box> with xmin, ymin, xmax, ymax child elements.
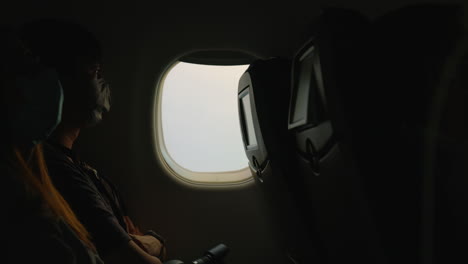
<box><xmin>0</xmin><ymin>26</ymin><xmax>95</xmax><ymax>251</ymax></box>
<box><xmin>19</xmin><ymin>19</ymin><xmax>111</xmax><ymax>129</ymax></box>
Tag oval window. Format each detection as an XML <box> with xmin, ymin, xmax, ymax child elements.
<box><xmin>155</xmin><ymin>61</ymin><xmax>252</xmax><ymax>185</ymax></box>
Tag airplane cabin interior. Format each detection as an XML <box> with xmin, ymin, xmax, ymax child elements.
<box><xmin>2</xmin><ymin>0</ymin><xmax>468</xmax><ymax>263</ymax></box>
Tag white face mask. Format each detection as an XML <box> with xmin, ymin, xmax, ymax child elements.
<box><xmin>85</xmin><ymin>76</ymin><xmax>111</xmax><ymax>127</ymax></box>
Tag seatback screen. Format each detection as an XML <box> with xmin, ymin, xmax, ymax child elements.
<box><xmin>241</xmin><ymin>92</ymin><xmax>258</xmax><ymax>147</ymax></box>
<box><xmin>289</xmin><ymin>45</ymin><xmax>321</xmax><ymax>129</ymax></box>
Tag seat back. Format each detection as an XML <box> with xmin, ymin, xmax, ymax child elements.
<box><xmin>238</xmin><ymin>58</ymin><xmax>322</xmax><ymax>263</ymax></box>
<box><xmin>287</xmin><ymin>8</ymin><xmax>386</xmax><ymax>264</ymax></box>
<box><xmin>369</xmin><ymin>4</ymin><xmax>467</xmax><ymax>263</ymax></box>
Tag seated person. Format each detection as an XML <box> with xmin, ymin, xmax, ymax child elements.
<box><xmin>1</xmin><ymin>26</ymin><xmax>102</xmax><ymax>264</ymax></box>
<box><xmin>19</xmin><ymin>19</ymin><xmax>166</xmax><ymax>264</ymax></box>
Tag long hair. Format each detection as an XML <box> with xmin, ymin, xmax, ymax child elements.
<box><xmin>11</xmin><ymin>144</ymin><xmax>96</xmax><ymax>251</ymax></box>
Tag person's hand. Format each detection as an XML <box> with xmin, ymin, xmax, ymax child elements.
<box><xmin>130</xmin><ymin>234</ymin><xmax>163</xmax><ymax>257</ymax></box>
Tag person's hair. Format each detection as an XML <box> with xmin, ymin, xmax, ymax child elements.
<box><xmin>10</xmin><ymin>144</ymin><xmax>96</xmax><ymax>251</ymax></box>
<box><xmin>19</xmin><ymin>19</ymin><xmax>102</xmax><ymax>71</ymax></box>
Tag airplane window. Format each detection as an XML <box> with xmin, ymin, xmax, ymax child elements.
<box><xmin>156</xmin><ymin>61</ymin><xmax>252</xmax><ymax>185</ymax></box>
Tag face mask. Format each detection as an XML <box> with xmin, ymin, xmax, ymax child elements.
<box><xmin>86</xmin><ymin>76</ymin><xmax>110</xmax><ymax>126</ymax></box>
<box><xmin>6</xmin><ymin>67</ymin><xmax>63</xmax><ymax>146</ymax></box>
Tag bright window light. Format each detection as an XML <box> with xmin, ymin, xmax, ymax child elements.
<box><xmin>158</xmin><ymin>62</ymin><xmax>250</xmax><ymax>183</ymax></box>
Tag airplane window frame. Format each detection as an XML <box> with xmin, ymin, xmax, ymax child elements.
<box><xmin>152</xmin><ymin>61</ymin><xmax>254</xmax><ymax>188</ymax></box>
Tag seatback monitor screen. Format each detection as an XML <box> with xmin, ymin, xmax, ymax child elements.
<box><xmin>241</xmin><ymin>92</ymin><xmax>258</xmax><ymax>147</ymax></box>
<box><xmin>289</xmin><ymin>45</ymin><xmax>321</xmax><ymax>129</ymax></box>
